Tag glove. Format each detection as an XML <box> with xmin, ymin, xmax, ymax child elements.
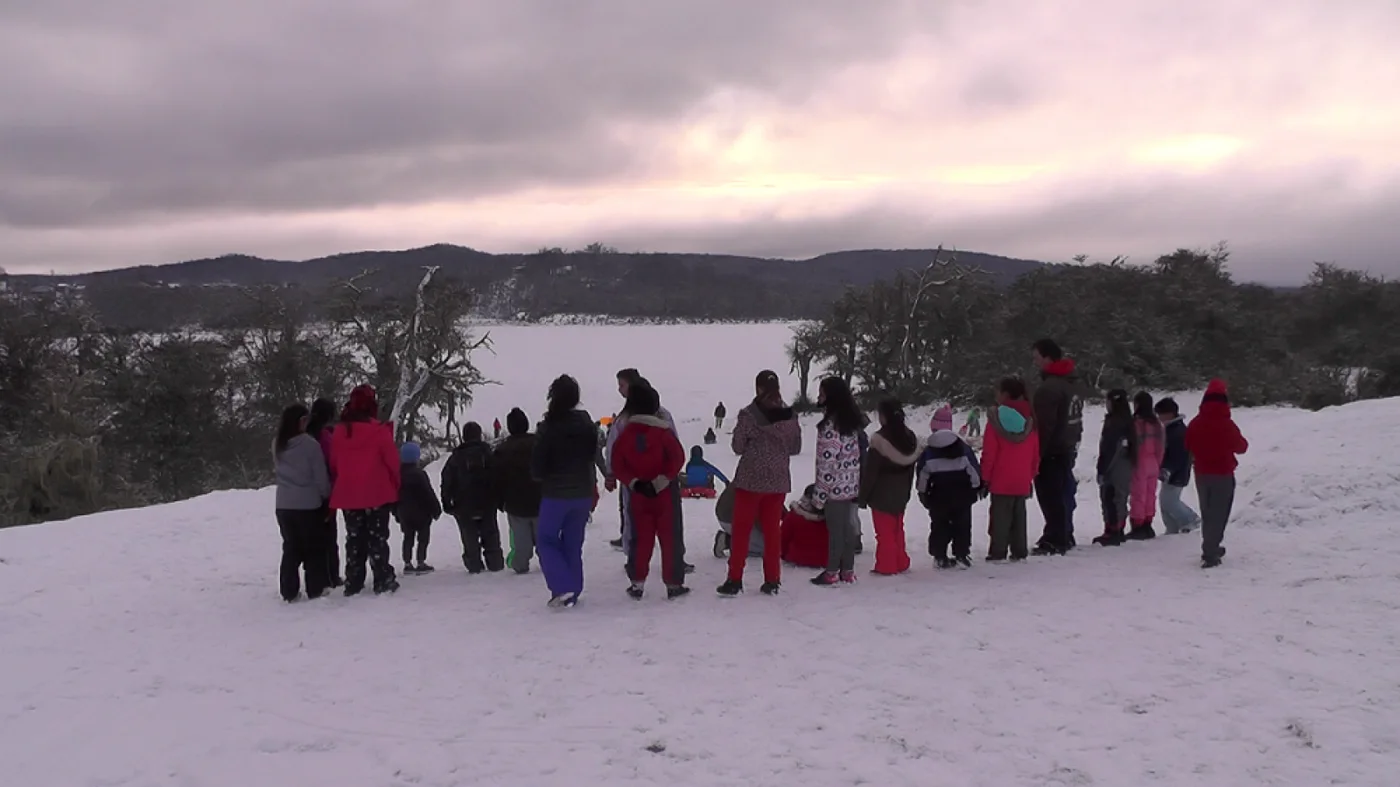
<box><xmin>604</xmin><ymin>477</ymin><xmax>618</xmax><ymax>493</ymax></box>
<box><xmin>1159</xmin><ymin>469</ymin><xmax>1170</xmax><ymax>483</ymax></box>
<box><xmin>977</xmin><ymin>486</ymin><xmax>990</xmax><ymax>501</ymax></box>
<box><xmin>631</xmin><ymin>479</ymin><xmax>658</xmax><ymax>498</ymax></box>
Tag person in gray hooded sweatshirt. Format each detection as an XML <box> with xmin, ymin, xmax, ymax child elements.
<box><xmin>274</xmin><ymin>403</ymin><xmax>333</xmax><ymax>601</ymax></box>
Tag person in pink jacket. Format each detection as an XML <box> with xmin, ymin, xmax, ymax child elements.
<box><xmin>980</xmin><ymin>378</ymin><xmax>1040</xmax><ymax>561</ymax></box>
<box><xmin>329</xmin><ymin>384</ymin><xmax>402</xmax><ymax>596</ymax></box>
<box><xmin>1128</xmin><ymin>391</ymin><xmax>1166</xmax><ymax>540</ymax></box>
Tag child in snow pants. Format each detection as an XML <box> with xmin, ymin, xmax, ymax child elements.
<box><xmin>1128</xmin><ymin>394</ymin><xmax>1165</xmax><ymax>537</ymax></box>
<box><xmin>343</xmin><ymin>506</ymin><xmax>397</xmax><ymax>594</ymax></box>
<box><xmin>537</xmin><ymin>497</ymin><xmax>591</xmax><ymax>599</ymax></box>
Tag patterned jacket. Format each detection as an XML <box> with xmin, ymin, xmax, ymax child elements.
<box><xmin>814</xmin><ymin>421</ymin><xmax>862</xmax><ymax>505</ymax></box>
<box><xmin>730</xmin><ymin>399</ymin><xmax>803</xmax><ymax>494</ymax></box>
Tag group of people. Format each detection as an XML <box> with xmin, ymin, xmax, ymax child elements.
<box><xmin>270</xmin><ymin>337</ymin><xmax>1250</xmax><ymax>607</ymax></box>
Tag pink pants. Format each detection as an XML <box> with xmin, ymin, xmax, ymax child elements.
<box><xmin>1129</xmin><ymin>468</ymin><xmax>1159</xmax><ymax>524</ymax></box>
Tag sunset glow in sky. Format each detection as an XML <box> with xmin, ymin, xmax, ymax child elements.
<box><xmin>2</xmin><ymin>0</ymin><xmax>1398</xmax><ymax>279</ymax></box>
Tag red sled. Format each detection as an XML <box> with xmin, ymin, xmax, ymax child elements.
<box><xmin>680</xmin><ymin>486</ymin><xmax>718</xmax><ymax>499</ymax></box>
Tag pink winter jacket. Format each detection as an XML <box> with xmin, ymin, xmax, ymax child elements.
<box><xmin>980</xmin><ymin>402</ymin><xmax>1040</xmax><ymax>497</ymax></box>
<box><xmin>329</xmin><ymin>418</ymin><xmax>401</xmax><ymax>511</ymax></box>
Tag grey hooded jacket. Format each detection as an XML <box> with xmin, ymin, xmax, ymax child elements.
<box><xmin>274</xmin><ymin>433</ymin><xmax>332</xmax><ymax>510</ymax></box>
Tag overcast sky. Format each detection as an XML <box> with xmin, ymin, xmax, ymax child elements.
<box><xmin>3</xmin><ymin>0</ymin><xmax>1398</xmax><ymax>281</ymax></box>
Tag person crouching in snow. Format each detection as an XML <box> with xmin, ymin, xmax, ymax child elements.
<box><xmin>1092</xmin><ymin>389</ymin><xmax>1138</xmax><ymax>546</ymax></box>
<box><xmin>1127</xmin><ymin>391</ymin><xmax>1165</xmax><ymax>540</ymax></box>
<box><xmin>980</xmin><ymin>378</ymin><xmax>1039</xmax><ymax>562</ymax></box>
<box><xmin>917</xmin><ymin>405</ymin><xmax>984</xmax><ymax>569</ymax></box>
<box><xmin>859</xmin><ymin>397</ymin><xmax>920</xmax><ymax>575</ymax></box>
<box><xmin>610</xmin><ymin>383</ymin><xmax>690</xmax><ymax>600</ymax></box>
<box><xmin>394</xmin><ymin>442</ymin><xmax>442</xmax><ymax>574</ymax></box>
<box><xmin>810</xmin><ymin>377</ymin><xmax>866</xmax><ymax>586</ymax></box>
<box><xmin>1186</xmin><ymin>379</ymin><xmax>1249</xmax><ymax>568</ymax></box>
<box><xmin>1154</xmin><ymin>397</ymin><xmax>1199</xmax><ymax>534</ymax></box>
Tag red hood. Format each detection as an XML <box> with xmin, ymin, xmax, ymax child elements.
<box><xmin>1006</xmin><ymin>399</ymin><xmax>1033</xmax><ymax>419</ymax></box>
<box><xmin>1198</xmin><ymin>399</ymin><xmax>1232</xmax><ymax>419</ymax></box>
<box><xmin>1043</xmin><ymin>358</ymin><xmax>1076</xmax><ymax>377</ymax></box>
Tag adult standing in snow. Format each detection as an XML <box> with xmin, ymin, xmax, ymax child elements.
<box><xmin>306</xmin><ymin>397</ymin><xmax>343</xmax><ymax>587</ymax></box>
<box><xmin>810</xmin><ymin>377</ymin><xmax>865</xmax><ymax>587</ymax></box>
<box><xmin>492</xmin><ymin>407</ymin><xmax>543</xmax><ymax>574</ymax></box>
<box><xmin>441</xmin><ymin>422</ymin><xmax>504</xmax><ymax>573</ymax></box>
<box><xmin>714</xmin><ymin>402</ymin><xmax>727</xmax><ymax>430</ymax></box>
<box><xmin>274</xmin><ymin>403</ymin><xmax>332</xmax><ymax>601</ymax></box>
<box><xmin>532</xmin><ymin>375</ymin><xmax>600</xmax><ymax>607</ymax></box>
<box><xmin>611</xmin><ymin>383</ymin><xmax>690</xmax><ymax>600</ymax></box>
<box><xmin>1185</xmin><ymin>379</ymin><xmax>1249</xmax><ymax>568</ymax></box>
<box><xmin>1030</xmin><ymin>338</ymin><xmax>1087</xmax><ymax>555</ymax></box>
<box><xmin>329</xmin><ymin>384</ymin><xmax>401</xmax><ymax>596</ymax></box>
<box><xmin>718</xmin><ymin>370</ymin><xmax>802</xmax><ymax>596</ymax></box>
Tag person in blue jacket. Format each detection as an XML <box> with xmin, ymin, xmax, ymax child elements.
<box><xmin>1154</xmin><ymin>397</ymin><xmax>1200</xmax><ymax>534</ymax></box>
<box><xmin>683</xmin><ymin>446</ymin><xmax>730</xmax><ymax>491</ymax></box>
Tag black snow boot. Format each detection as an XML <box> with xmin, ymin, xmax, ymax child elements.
<box><xmin>760</xmin><ymin>582</ymin><xmax>781</xmax><ymax>596</ymax></box>
<box><xmin>666</xmin><ymin>585</ymin><xmax>691</xmax><ymax>600</ymax></box>
<box><xmin>1126</xmin><ymin>521</ymin><xmax>1157</xmax><ymax>541</ymax></box>
<box><xmin>626</xmin><ymin>583</ymin><xmax>645</xmax><ymax>600</ymax></box>
<box><xmin>716</xmin><ymin>579</ymin><xmax>743</xmax><ymax>597</ymax></box>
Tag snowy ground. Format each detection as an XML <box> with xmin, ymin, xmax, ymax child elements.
<box><xmin>3</xmin><ymin>323</ymin><xmax>1399</xmax><ymax>787</ymax></box>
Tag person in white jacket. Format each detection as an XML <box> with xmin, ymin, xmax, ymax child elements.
<box><xmin>809</xmin><ymin>377</ymin><xmax>867</xmax><ymax>587</ymax></box>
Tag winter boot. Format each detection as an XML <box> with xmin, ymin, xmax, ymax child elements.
<box><xmin>839</xmin><ymin>570</ymin><xmax>857</xmax><ymax>585</ymax></box>
<box><xmin>626</xmin><ymin>583</ymin><xmax>645</xmax><ymax>600</ymax></box>
<box><xmin>760</xmin><ymin>582</ymin><xmax>781</xmax><ymax>596</ymax></box>
<box><xmin>935</xmin><ymin>557</ymin><xmax>956</xmax><ymax>569</ymax></box>
<box><xmin>343</xmin><ymin>583</ymin><xmax>364</xmax><ymax>597</ymax></box>
<box><xmin>1127</xmin><ymin>521</ymin><xmax>1157</xmax><ymax>541</ymax></box>
<box><xmin>1031</xmin><ymin>540</ymin><xmax>1065</xmax><ymax>556</ymax></box>
<box><xmin>1092</xmin><ymin>527</ymin><xmax>1126</xmax><ymax>546</ymax></box>
<box><xmin>416</xmin><ymin>563</ymin><xmax>435</xmax><ymax>574</ymax></box>
<box><xmin>713</xmin><ymin>531</ymin><xmax>730</xmax><ymax>559</ymax></box>
<box><xmin>666</xmin><ymin>585</ymin><xmax>691</xmax><ymax>600</ymax></box>
<box><xmin>810</xmin><ymin>571</ymin><xmax>839</xmax><ymax>587</ymax></box>
<box><xmin>548</xmin><ymin>592</ymin><xmax>580</xmax><ymax>608</ymax></box>
<box><xmin>955</xmin><ymin>555</ymin><xmax>972</xmax><ymax>569</ymax></box>
<box><xmin>374</xmin><ymin>577</ymin><xmax>400</xmax><ymax>595</ymax></box>
<box><xmin>684</xmin><ymin>562</ymin><xmax>696</xmax><ymax>575</ymax></box>
<box><xmin>716</xmin><ymin>579</ymin><xmax>744</xmax><ymax>597</ymax></box>
<box><xmin>1201</xmin><ymin>555</ymin><xmax>1222</xmax><ymax>569</ymax></box>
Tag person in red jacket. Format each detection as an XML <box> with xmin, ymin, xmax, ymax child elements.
<box><xmin>980</xmin><ymin>378</ymin><xmax>1040</xmax><ymax>561</ymax></box>
<box><xmin>1185</xmin><ymin>379</ymin><xmax>1249</xmax><ymax>569</ymax></box>
<box><xmin>329</xmin><ymin>384</ymin><xmax>402</xmax><ymax>595</ymax></box>
<box><xmin>610</xmin><ymin>382</ymin><xmax>690</xmax><ymax>600</ymax></box>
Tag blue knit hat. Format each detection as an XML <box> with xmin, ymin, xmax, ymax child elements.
<box><xmin>400</xmin><ymin>442</ymin><xmax>421</xmax><ymax>464</ymax></box>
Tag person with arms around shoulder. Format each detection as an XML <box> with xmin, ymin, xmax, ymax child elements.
<box><xmin>717</xmin><ymin>370</ymin><xmax>803</xmax><ymax>597</ymax></box>
<box><xmin>859</xmin><ymin>397</ymin><xmax>920</xmax><ymax>575</ymax></box>
<box><xmin>531</xmin><ymin>375</ymin><xmax>601</xmax><ymax>608</ymax></box>
<box><xmin>329</xmin><ymin>384</ymin><xmax>401</xmax><ymax>596</ymax></box>
<box><xmin>274</xmin><ymin>403</ymin><xmax>332</xmax><ymax>602</ymax></box>
<box><xmin>1185</xmin><ymin>379</ymin><xmax>1248</xmax><ymax>568</ymax></box>
<box><xmin>979</xmin><ymin>378</ymin><xmax>1040</xmax><ymax>562</ymax></box>
<box><xmin>611</xmin><ymin>383</ymin><xmax>691</xmax><ymax>600</ymax></box>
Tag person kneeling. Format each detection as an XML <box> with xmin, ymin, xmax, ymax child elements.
<box><xmin>610</xmin><ymin>384</ymin><xmax>690</xmax><ymax>600</ymax></box>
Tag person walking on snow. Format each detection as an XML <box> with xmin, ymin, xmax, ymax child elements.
<box><xmin>917</xmin><ymin>405</ymin><xmax>984</xmax><ymax>569</ymax></box>
<box><xmin>1186</xmin><ymin>379</ymin><xmax>1249</xmax><ymax>569</ymax></box>
<box><xmin>859</xmin><ymin>397</ymin><xmax>919</xmax><ymax>575</ymax></box>
<box><xmin>611</xmin><ymin>384</ymin><xmax>691</xmax><ymax>600</ymax></box>
<box><xmin>394</xmin><ymin>442</ymin><xmax>442</xmax><ymax>574</ymax></box>
<box><xmin>492</xmin><ymin>408</ymin><xmax>543</xmax><ymax>574</ymax></box>
<box><xmin>329</xmin><ymin>384</ymin><xmax>401</xmax><ymax>596</ymax></box>
<box><xmin>717</xmin><ymin>370</ymin><xmax>803</xmax><ymax>597</ymax></box>
<box><xmin>274</xmin><ymin>403</ymin><xmax>332</xmax><ymax>601</ymax></box>
<box><xmin>532</xmin><ymin>375</ymin><xmax>601</xmax><ymax>607</ymax></box>
<box><xmin>1127</xmin><ymin>391</ymin><xmax>1165</xmax><ymax>540</ymax></box>
<box><xmin>960</xmin><ymin>407</ymin><xmax>983</xmax><ymax>439</ymax></box>
<box><xmin>306</xmin><ymin>397</ymin><xmax>343</xmax><ymax>587</ymax></box>
<box><xmin>441</xmin><ymin>422</ymin><xmax>504</xmax><ymax>573</ymax></box>
<box><xmin>980</xmin><ymin>378</ymin><xmax>1039</xmax><ymax>562</ymax></box>
<box><xmin>714</xmin><ymin>401</ymin><xmax>727</xmax><ymax>430</ymax></box>
<box><xmin>1092</xmin><ymin>389</ymin><xmax>1138</xmax><ymax>547</ymax></box>
<box><xmin>1154</xmin><ymin>397</ymin><xmax>1199</xmax><ymax>534</ymax></box>
<box><xmin>1031</xmin><ymin>338</ymin><xmax>1088</xmax><ymax>555</ymax></box>
<box><xmin>810</xmin><ymin>377</ymin><xmax>865</xmax><ymax>587</ymax></box>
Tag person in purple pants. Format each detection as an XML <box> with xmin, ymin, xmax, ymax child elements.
<box><xmin>530</xmin><ymin>374</ymin><xmax>602</xmax><ymax>608</ymax></box>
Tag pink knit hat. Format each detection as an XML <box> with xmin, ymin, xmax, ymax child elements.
<box><xmin>929</xmin><ymin>405</ymin><xmax>954</xmax><ymax>432</ymax></box>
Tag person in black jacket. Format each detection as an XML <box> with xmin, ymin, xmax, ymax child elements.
<box><xmin>1092</xmin><ymin>390</ymin><xmax>1138</xmax><ymax>546</ymax></box>
<box><xmin>395</xmin><ymin>442</ymin><xmax>442</xmax><ymax>574</ymax></box>
<box><xmin>532</xmin><ymin>374</ymin><xmax>603</xmax><ymax>608</ymax></box>
<box><xmin>493</xmin><ymin>408</ymin><xmax>543</xmax><ymax>574</ymax></box>
<box><xmin>1154</xmin><ymin>397</ymin><xmax>1200</xmax><ymax>534</ymax></box>
<box><xmin>441</xmin><ymin>421</ymin><xmax>504</xmax><ymax>573</ymax></box>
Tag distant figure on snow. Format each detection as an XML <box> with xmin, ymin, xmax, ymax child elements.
<box><xmin>703</xmin><ymin>427</ymin><xmax>718</xmax><ymax>445</ymax></box>
<box><xmin>714</xmin><ymin>401</ymin><xmax>727</xmax><ymax>430</ymax></box>
<box><xmin>493</xmin><ymin>418</ymin><xmax>503</xmax><ymax>441</ymax></box>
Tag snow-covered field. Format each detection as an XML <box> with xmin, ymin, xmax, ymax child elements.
<box><xmin>3</xmin><ymin>323</ymin><xmax>1399</xmax><ymax>787</ymax></box>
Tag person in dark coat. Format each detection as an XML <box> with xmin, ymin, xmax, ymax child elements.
<box><xmin>859</xmin><ymin>397</ymin><xmax>920</xmax><ymax>575</ymax></box>
<box><xmin>532</xmin><ymin>374</ymin><xmax>601</xmax><ymax>608</ymax></box>
<box><xmin>441</xmin><ymin>421</ymin><xmax>503</xmax><ymax>573</ymax></box>
<box><xmin>1154</xmin><ymin>397</ymin><xmax>1199</xmax><ymax>534</ymax></box>
<box><xmin>306</xmin><ymin>397</ymin><xmax>343</xmax><ymax>587</ymax></box>
<box><xmin>714</xmin><ymin>401</ymin><xmax>727</xmax><ymax>430</ymax></box>
<box><xmin>1092</xmin><ymin>389</ymin><xmax>1138</xmax><ymax>546</ymax></box>
<box><xmin>492</xmin><ymin>408</ymin><xmax>543</xmax><ymax>574</ymax></box>
<box><xmin>1030</xmin><ymin>338</ymin><xmax>1089</xmax><ymax>555</ymax></box>
<box><xmin>395</xmin><ymin>441</ymin><xmax>442</xmax><ymax>574</ymax></box>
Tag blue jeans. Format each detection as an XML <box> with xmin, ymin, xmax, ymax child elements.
<box><xmin>537</xmin><ymin>497</ymin><xmax>592</xmax><ymax>596</ymax></box>
<box><xmin>1159</xmin><ymin>484</ymin><xmax>1200</xmax><ymax>533</ymax></box>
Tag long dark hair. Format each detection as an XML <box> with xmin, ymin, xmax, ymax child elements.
<box><xmin>1104</xmin><ymin>389</ymin><xmax>1138</xmax><ymax>460</ymax></box>
<box><xmin>818</xmin><ymin>377</ymin><xmax>864</xmax><ymax>436</ymax></box>
<box><xmin>307</xmin><ymin>398</ymin><xmax>335</xmax><ymax>438</ymax></box>
<box><xmin>275</xmin><ymin>404</ymin><xmax>310</xmax><ymax>455</ymax></box>
<box><xmin>754</xmin><ymin>370</ymin><xmax>783</xmax><ymax>407</ymax></box>
<box><xmin>876</xmin><ymin>397</ymin><xmax>917</xmax><ymax>454</ymax></box>
<box><xmin>546</xmin><ymin>375</ymin><xmax>581</xmax><ymax>421</ymax></box>
<box><xmin>1132</xmin><ymin>391</ymin><xmax>1157</xmax><ymax>422</ymax></box>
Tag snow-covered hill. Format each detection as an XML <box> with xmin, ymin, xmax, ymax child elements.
<box><xmin>2</xmin><ymin>323</ymin><xmax>1398</xmax><ymax>787</ymax></box>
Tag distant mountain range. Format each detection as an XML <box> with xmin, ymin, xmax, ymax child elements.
<box><xmin>6</xmin><ymin>245</ymin><xmax>1047</xmax><ymax>329</ymax></box>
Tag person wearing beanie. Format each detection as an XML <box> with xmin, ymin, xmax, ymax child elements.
<box><xmin>328</xmin><ymin>384</ymin><xmax>401</xmax><ymax>596</ymax></box>
<box><xmin>610</xmin><ymin>383</ymin><xmax>690</xmax><ymax>600</ymax></box>
<box><xmin>492</xmin><ymin>407</ymin><xmax>543</xmax><ymax>574</ymax></box>
<box><xmin>980</xmin><ymin>378</ymin><xmax>1039</xmax><ymax>562</ymax></box>
<box><xmin>394</xmin><ymin>441</ymin><xmax>442</xmax><ymax>574</ymax></box>
<box><xmin>441</xmin><ymin>421</ymin><xmax>504</xmax><ymax>574</ymax></box>
<box><xmin>929</xmin><ymin>405</ymin><xmax>955</xmax><ymax>434</ymax></box>
<box><xmin>916</xmin><ymin>405</ymin><xmax>984</xmax><ymax>569</ymax></box>
<box><xmin>1185</xmin><ymin>379</ymin><xmax>1249</xmax><ymax>568</ymax></box>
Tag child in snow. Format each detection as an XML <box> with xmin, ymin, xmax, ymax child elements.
<box><xmin>1092</xmin><ymin>389</ymin><xmax>1138</xmax><ymax>546</ymax></box>
<box><xmin>1185</xmin><ymin>379</ymin><xmax>1249</xmax><ymax>568</ymax></box>
<box><xmin>395</xmin><ymin>442</ymin><xmax>443</xmax><ymax>574</ymax></box>
<box><xmin>703</xmin><ymin>427</ymin><xmax>718</xmax><ymax>446</ymax></box>
<box><xmin>610</xmin><ymin>383</ymin><xmax>690</xmax><ymax>600</ymax></box>
<box><xmin>682</xmin><ymin>445</ymin><xmax>730</xmax><ymax>495</ymax></box>
<box><xmin>810</xmin><ymin>377</ymin><xmax>866</xmax><ymax>586</ymax></box>
<box><xmin>781</xmin><ymin>484</ymin><xmax>829</xmax><ymax>568</ymax></box>
<box><xmin>980</xmin><ymin>378</ymin><xmax>1039</xmax><ymax>562</ymax></box>
<box><xmin>960</xmin><ymin>407</ymin><xmax>983</xmax><ymax>439</ymax></box>
<box><xmin>441</xmin><ymin>422</ymin><xmax>504</xmax><ymax>574</ymax></box>
<box><xmin>274</xmin><ymin>403</ymin><xmax>332</xmax><ymax>601</ymax></box>
<box><xmin>1154</xmin><ymin>398</ymin><xmax>1199</xmax><ymax>534</ymax></box>
<box><xmin>1128</xmin><ymin>391</ymin><xmax>1166</xmax><ymax>540</ymax></box>
<box><xmin>916</xmin><ymin>405</ymin><xmax>984</xmax><ymax>569</ymax></box>
<box><xmin>859</xmin><ymin>397</ymin><xmax>920</xmax><ymax>575</ymax></box>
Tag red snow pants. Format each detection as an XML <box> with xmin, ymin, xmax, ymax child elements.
<box><xmin>628</xmin><ymin>492</ymin><xmax>684</xmax><ymax>586</ymax></box>
<box><xmin>727</xmin><ymin>489</ymin><xmax>785</xmax><ymax>584</ymax></box>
